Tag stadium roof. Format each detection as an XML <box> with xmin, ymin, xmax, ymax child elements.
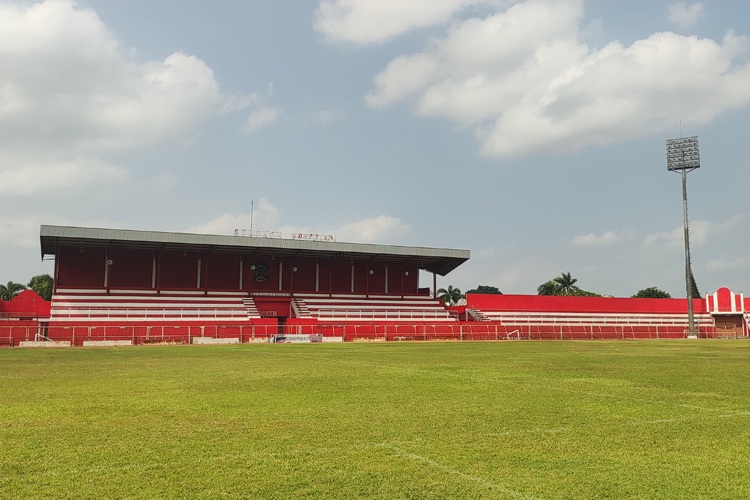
<box><xmin>40</xmin><ymin>225</ymin><xmax>470</xmax><ymax>276</ymax></box>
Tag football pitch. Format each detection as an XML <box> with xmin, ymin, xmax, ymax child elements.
<box><xmin>1</xmin><ymin>340</ymin><xmax>749</xmax><ymax>499</ymax></box>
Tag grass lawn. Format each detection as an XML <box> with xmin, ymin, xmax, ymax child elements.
<box><xmin>1</xmin><ymin>340</ymin><xmax>749</xmax><ymax>499</ymax></box>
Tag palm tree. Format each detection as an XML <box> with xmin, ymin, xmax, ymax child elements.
<box><xmin>537</xmin><ymin>280</ymin><xmax>561</xmax><ymax>296</ymax></box>
<box><xmin>0</xmin><ymin>281</ymin><xmax>27</xmax><ymax>301</ymax></box>
<box><xmin>437</xmin><ymin>285</ymin><xmax>464</xmax><ymax>306</ymax></box>
<box><xmin>553</xmin><ymin>272</ymin><xmax>579</xmax><ymax>296</ymax></box>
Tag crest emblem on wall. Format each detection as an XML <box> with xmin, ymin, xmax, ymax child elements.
<box><xmin>252</xmin><ymin>261</ymin><xmax>270</xmax><ymax>283</ymax></box>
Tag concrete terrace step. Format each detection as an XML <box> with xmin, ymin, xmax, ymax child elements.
<box><xmin>242</xmin><ymin>298</ymin><xmax>262</xmax><ymax>319</ymax></box>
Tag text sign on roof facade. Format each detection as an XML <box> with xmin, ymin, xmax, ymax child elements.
<box><xmin>234</xmin><ymin>229</ymin><xmax>282</xmax><ymax>238</ymax></box>
<box><xmin>666</xmin><ymin>136</ymin><xmax>700</xmax><ymax>171</ymax></box>
<box><xmin>292</xmin><ymin>233</ymin><xmax>336</xmax><ymax>242</ymax></box>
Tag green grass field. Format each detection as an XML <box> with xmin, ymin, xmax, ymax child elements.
<box><xmin>2</xmin><ymin>340</ymin><xmax>749</xmax><ymax>499</ymax></box>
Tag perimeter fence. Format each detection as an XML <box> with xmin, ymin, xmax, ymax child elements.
<box><xmin>1</xmin><ymin>321</ymin><xmax>738</xmax><ymax>347</ymax></box>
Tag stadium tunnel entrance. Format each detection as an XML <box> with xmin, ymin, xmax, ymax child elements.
<box><xmin>253</xmin><ymin>297</ymin><xmax>292</xmax><ymax>329</ymax></box>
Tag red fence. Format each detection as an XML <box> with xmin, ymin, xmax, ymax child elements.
<box><xmin>1</xmin><ymin>321</ymin><xmax>736</xmax><ymax>347</ymax></box>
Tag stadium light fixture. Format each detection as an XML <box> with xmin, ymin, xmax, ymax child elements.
<box><xmin>666</xmin><ymin>136</ymin><xmax>700</xmax><ymax>338</ymax></box>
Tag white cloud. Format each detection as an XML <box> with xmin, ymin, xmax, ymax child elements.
<box><xmin>707</xmin><ymin>257</ymin><xmax>750</xmax><ymax>272</ymax></box>
<box><xmin>573</xmin><ymin>230</ymin><xmax>619</xmax><ymax>247</ymax></box>
<box><xmin>316</xmin><ymin>109</ymin><xmax>345</xmax><ymax>125</ymax></box>
<box><xmin>492</xmin><ymin>257</ymin><xmax>556</xmax><ymax>292</ymax></box>
<box><xmin>245</xmin><ymin>106</ymin><xmax>281</xmax><ymax>132</ymax></box>
<box><xmin>0</xmin><ymin>2</ymin><xmax>254</xmax><ymax>152</ymax></box>
<box><xmin>0</xmin><ymin>215</ymin><xmax>66</xmax><ymax>248</ymax></box>
<box><xmin>0</xmin><ymin>157</ymin><xmax>126</xmax><ymax>196</ymax></box>
<box><xmin>572</xmin><ymin>228</ymin><xmax>635</xmax><ymax>247</ymax></box>
<box><xmin>363</xmin><ymin>1</ymin><xmax>750</xmax><ymax>158</ymax></box>
<box><xmin>667</xmin><ymin>2</ymin><xmax>705</xmax><ymax>29</ymax></box>
<box><xmin>187</xmin><ymin>200</ymin><xmax>411</xmax><ymax>244</ymax></box>
<box><xmin>186</xmin><ymin>198</ymin><xmax>281</xmax><ymax>235</ymax></box>
<box><xmin>155</xmin><ymin>173</ymin><xmax>178</xmax><ymax>188</ymax></box>
<box><xmin>314</xmin><ymin>0</ymin><xmax>482</xmax><ymax>45</ymax></box>
<box><xmin>336</xmin><ymin>215</ymin><xmax>411</xmax><ymax>243</ymax></box>
<box><xmin>643</xmin><ymin>216</ymin><xmax>738</xmax><ymax>248</ymax></box>
<box><xmin>0</xmin><ymin>1</ymin><xmax>256</xmax><ymax>196</ymax></box>
<box><xmin>0</xmin><ymin>214</ymin><xmax>113</xmax><ymax>248</ymax></box>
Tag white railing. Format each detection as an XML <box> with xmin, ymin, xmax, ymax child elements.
<box><xmin>483</xmin><ymin>312</ymin><xmax>712</xmax><ymax>327</ymax></box>
<box><xmin>50</xmin><ymin>308</ymin><xmax>249</xmax><ymax>320</ymax></box>
<box><xmin>466</xmin><ymin>309</ymin><xmax>489</xmax><ymax>321</ymax></box>
<box><xmin>291</xmin><ymin>299</ymin><xmax>310</xmax><ymax>318</ymax></box>
<box><xmin>314</xmin><ymin>309</ymin><xmax>458</xmax><ymax>320</ymax></box>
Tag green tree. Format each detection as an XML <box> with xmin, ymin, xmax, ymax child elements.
<box><xmin>537</xmin><ymin>280</ymin><xmax>562</xmax><ymax>296</ymax></box>
<box><xmin>465</xmin><ymin>285</ymin><xmax>502</xmax><ymax>295</ymax></box>
<box><xmin>437</xmin><ymin>285</ymin><xmax>464</xmax><ymax>306</ymax></box>
<box><xmin>538</xmin><ymin>273</ymin><xmax>601</xmax><ymax>297</ymax></box>
<box><xmin>689</xmin><ymin>270</ymin><xmax>700</xmax><ymax>298</ymax></box>
<box><xmin>632</xmin><ymin>287</ymin><xmax>672</xmax><ymax>299</ymax></box>
<box><xmin>28</xmin><ymin>274</ymin><xmax>54</xmax><ymax>301</ymax></box>
<box><xmin>0</xmin><ymin>281</ymin><xmax>27</xmax><ymax>301</ymax></box>
<box><xmin>570</xmin><ymin>288</ymin><xmax>602</xmax><ymax>297</ymax></box>
<box><xmin>553</xmin><ymin>272</ymin><xmax>579</xmax><ymax>296</ymax></box>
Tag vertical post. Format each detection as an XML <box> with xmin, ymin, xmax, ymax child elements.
<box><xmin>279</xmin><ymin>260</ymin><xmax>283</xmax><ymax>291</ymax></box>
<box><xmin>152</xmin><ymin>254</ymin><xmax>157</xmax><ymax>289</ymax></box>
<box><xmin>204</xmin><ymin>253</ymin><xmax>209</xmax><ymax>295</ymax></box>
<box><xmin>104</xmin><ymin>252</ymin><xmax>109</xmax><ymax>290</ymax></box>
<box><xmin>156</xmin><ymin>249</ymin><xmax>161</xmax><ymax>296</ymax></box>
<box><xmin>239</xmin><ymin>257</ymin><xmax>243</xmax><ymax>289</ymax></box>
<box><xmin>197</xmin><ymin>256</ymin><xmax>202</xmax><ymax>289</ymax></box>
<box><xmin>53</xmin><ymin>240</ymin><xmax>59</xmax><ymax>294</ymax></box>
<box><xmin>433</xmin><ymin>272</ymin><xmax>437</xmax><ymax>299</ymax></box>
<box><xmin>315</xmin><ymin>261</ymin><xmax>319</xmax><ymax>292</ymax></box>
<box><xmin>682</xmin><ymin>169</ymin><xmax>696</xmax><ymax>338</ymax></box>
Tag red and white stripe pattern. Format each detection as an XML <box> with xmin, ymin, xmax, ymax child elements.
<box><xmin>475</xmin><ymin>310</ymin><xmax>713</xmax><ymax>327</ymax></box>
<box><xmin>293</xmin><ymin>293</ymin><xmax>456</xmax><ymax>322</ymax></box>
<box><xmin>50</xmin><ymin>289</ymin><xmax>258</xmax><ymax>323</ymax></box>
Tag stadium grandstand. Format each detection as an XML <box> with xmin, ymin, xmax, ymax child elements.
<box><xmin>0</xmin><ymin>225</ymin><xmax>747</xmax><ymax>346</ymax></box>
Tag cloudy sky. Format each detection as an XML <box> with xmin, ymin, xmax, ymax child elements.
<box><xmin>1</xmin><ymin>0</ymin><xmax>749</xmax><ymax>297</ymax></box>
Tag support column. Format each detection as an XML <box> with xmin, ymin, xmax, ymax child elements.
<box><xmin>351</xmin><ymin>262</ymin><xmax>355</xmax><ymax>293</ymax></box>
<box><xmin>278</xmin><ymin>260</ymin><xmax>283</xmax><ymax>291</ymax></box>
<box><xmin>204</xmin><ymin>253</ymin><xmax>209</xmax><ymax>295</ymax></box>
<box><xmin>104</xmin><ymin>252</ymin><xmax>110</xmax><ymax>292</ymax></box>
<box><xmin>197</xmin><ymin>256</ymin><xmax>202</xmax><ymax>289</ymax></box>
<box><xmin>53</xmin><ymin>240</ymin><xmax>59</xmax><ymax>294</ymax></box>
<box><xmin>151</xmin><ymin>254</ymin><xmax>157</xmax><ymax>289</ymax></box>
<box><xmin>682</xmin><ymin>169</ymin><xmax>696</xmax><ymax>338</ymax></box>
<box><xmin>156</xmin><ymin>249</ymin><xmax>162</xmax><ymax>296</ymax></box>
<box><xmin>239</xmin><ymin>257</ymin><xmax>243</xmax><ymax>290</ymax></box>
<box><xmin>433</xmin><ymin>272</ymin><xmax>437</xmax><ymax>299</ymax></box>
<box><xmin>385</xmin><ymin>264</ymin><xmax>388</xmax><ymax>294</ymax></box>
<box><xmin>315</xmin><ymin>261</ymin><xmax>319</xmax><ymax>292</ymax></box>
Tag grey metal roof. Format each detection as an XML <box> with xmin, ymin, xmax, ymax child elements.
<box><xmin>40</xmin><ymin>225</ymin><xmax>470</xmax><ymax>276</ymax></box>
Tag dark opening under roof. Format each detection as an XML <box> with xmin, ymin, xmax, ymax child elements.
<box><xmin>40</xmin><ymin>225</ymin><xmax>470</xmax><ymax>276</ymax></box>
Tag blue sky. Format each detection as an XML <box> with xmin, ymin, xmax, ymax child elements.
<box><xmin>1</xmin><ymin>0</ymin><xmax>749</xmax><ymax>298</ymax></box>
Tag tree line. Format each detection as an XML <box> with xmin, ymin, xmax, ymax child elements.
<box><xmin>0</xmin><ymin>274</ymin><xmax>54</xmax><ymax>301</ymax></box>
<box><xmin>436</xmin><ymin>271</ymin><xmax>698</xmax><ymax>306</ymax></box>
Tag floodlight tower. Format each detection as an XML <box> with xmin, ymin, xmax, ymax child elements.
<box><xmin>666</xmin><ymin>136</ymin><xmax>700</xmax><ymax>338</ymax></box>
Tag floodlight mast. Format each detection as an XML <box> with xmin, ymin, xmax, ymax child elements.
<box><xmin>666</xmin><ymin>136</ymin><xmax>700</xmax><ymax>338</ymax></box>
